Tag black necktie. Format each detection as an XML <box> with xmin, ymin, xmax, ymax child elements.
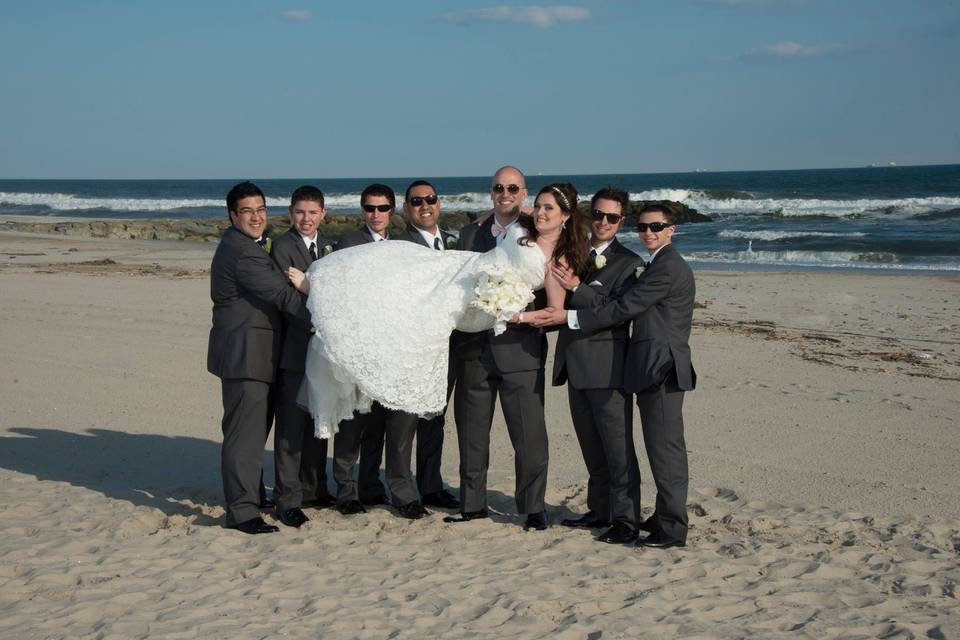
<box><xmin>589</xmin><ymin>249</ymin><xmax>597</xmax><ymax>259</ymax></box>
<box><xmin>434</xmin><ymin>237</ymin><xmax>442</xmax><ymax>250</ymax></box>
<box><xmin>309</xmin><ymin>242</ymin><xmax>318</xmax><ymax>262</ymax></box>
<box><xmin>256</xmin><ymin>237</ymin><xmax>266</xmax><ymax>248</ymax></box>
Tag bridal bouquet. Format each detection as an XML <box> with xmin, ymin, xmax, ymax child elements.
<box><xmin>471</xmin><ymin>263</ymin><xmax>535</xmax><ymax>335</ymax></box>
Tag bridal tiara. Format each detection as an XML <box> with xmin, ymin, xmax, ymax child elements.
<box><xmin>550</xmin><ymin>186</ymin><xmax>572</xmax><ymax>211</ymax></box>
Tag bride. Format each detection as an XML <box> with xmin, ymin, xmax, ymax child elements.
<box><xmin>288</xmin><ymin>182</ymin><xmax>588</xmax><ymax>438</ymax></box>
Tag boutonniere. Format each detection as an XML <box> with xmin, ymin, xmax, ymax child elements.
<box><xmin>322</xmin><ymin>244</ymin><xmax>333</xmax><ymax>256</ymax></box>
<box><xmin>593</xmin><ymin>254</ymin><xmax>607</xmax><ymax>269</ymax></box>
<box><xmin>446</xmin><ymin>236</ymin><xmax>458</xmax><ymax>249</ymax></box>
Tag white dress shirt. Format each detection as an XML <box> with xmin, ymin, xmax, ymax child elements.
<box><xmin>415</xmin><ymin>227</ymin><xmax>445</xmax><ymax>250</ymax></box>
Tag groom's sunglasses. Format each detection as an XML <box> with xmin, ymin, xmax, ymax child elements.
<box><xmin>591</xmin><ymin>209</ymin><xmax>624</xmax><ymax>225</ymax></box>
<box><xmin>407</xmin><ymin>194</ymin><xmax>439</xmax><ymax>207</ymax></box>
<box><xmin>362</xmin><ymin>204</ymin><xmax>393</xmax><ymax>213</ymax></box>
<box><xmin>636</xmin><ymin>222</ymin><xmax>674</xmax><ymax>233</ymax></box>
<box><xmin>492</xmin><ymin>183</ymin><xmax>523</xmax><ymax>194</ymax></box>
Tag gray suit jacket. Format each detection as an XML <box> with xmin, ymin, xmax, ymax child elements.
<box><xmin>553</xmin><ymin>238</ymin><xmax>644</xmax><ymax>389</ymax></box>
<box><xmin>206</xmin><ymin>226</ymin><xmax>309</xmax><ymax>383</ymax></box>
<box><xmin>393</xmin><ymin>223</ymin><xmax>455</xmax><ymax>250</ymax></box>
<box><xmin>269</xmin><ymin>227</ymin><xmax>330</xmax><ymax>373</ymax></box>
<box><xmin>575</xmin><ymin>243</ymin><xmax>696</xmax><ymax>392</ymax></box>
<box><xmin>456</xmin><ymin>216</ymin><xmax>547</xmax><ymax>373</ymax></box>
<box><xmin>335</xmin><ymin>225</ymin><xmax>383</xmax><ymax>250</ymax></box>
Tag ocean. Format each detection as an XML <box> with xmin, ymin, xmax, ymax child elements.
<box><xmin>2</xmin><ymin>164</ymin><xmax>959</xmax><ymax>272</ymax></box>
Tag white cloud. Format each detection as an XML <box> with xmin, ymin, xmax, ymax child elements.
<box><xmin>443</xmin><ymin>5</ymin><xmax>590</xmax><ymax>29</ymax></box>
<box><xmin>281</xmin><ymin>9</ymin><xmax>312</xmax><ymax>22</ymax></box>
<box><xmin>751</xmin><ymin>41</ymin><xmax>844</xmax><ymax>57</ymax></box>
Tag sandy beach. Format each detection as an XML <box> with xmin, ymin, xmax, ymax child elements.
<box><xmin>1</xmin><ymin>227</ymin><xmax>958</xmax><ymax>638</ymax></box>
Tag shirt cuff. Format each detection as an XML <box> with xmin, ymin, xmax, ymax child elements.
<box><xmin>568</xmin><ymin>310</ymin><xmax>580</xmax><ymax>330</ymax></box>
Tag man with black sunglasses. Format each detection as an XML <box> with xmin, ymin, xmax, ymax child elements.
<box><xmin>328</xmin><ymin>184</ymin><xmax>400</xmax><ymax>516</ymax></box>
<box><xmin>365</xmin><ymin>180</ymin><xmax>460</xmax><ymax>511</ymax></box>
<box><xmin>552</xmin><ymin>187</ymin><xmax>645</xmax><ymax>545</ymax></box>
<box><xmin>336</xmin><ymin>183</ymin><xmax>395</xmax><ymax>249</ymax></box>
<box><xmin>446</xmin><ymin>165</ymin><xmax>552</xmax><ymax>531</ymax></box>
<box><xmin>537</xmin><ymin>203</ymin><xmax>696</xmax><ymax>549</ymax></box>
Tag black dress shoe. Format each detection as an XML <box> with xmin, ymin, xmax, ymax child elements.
<box><xmin>637</xmin><ymin>530</ymin><xmax>686</xmax><ymax>549</ymax></box>
<box><xmin>597</xmin><ymin>522</ymin><xmax>639</xmax><ymax>545</ymax></box>
<box><xmin>524</xmin><ymin>511</ymin><xmax>548</xmax><ymax>531</ymax></box>
<box><xmin>638</xmin><ymin>518</ymin><xmax>657</xmax><ymax>534</ymax></box>
<box><xmin>336</xmin><ymin>500</ymin><xmax>367</xmax><ymax>515</ymax></box>
<box><xmin>443</xmin><ymin>509</ymin><xmax>489</xmax><ymax>523</ymax></box>
<box><xmin>231</xmin><ymin>517</ymin><xmax>280</xmax><ymax>535</ymax></box>
<box><xmin>360</xmin><ymin>494</ymin><xmax>390</xmax><ymax>506</ymax></box>
<box><xmin>560</xmin><ymin>511</ymin><xmax>610</xmax><ymax>529</ymax></box>
<box><xmin>395</xmin><ymin>501</ymin><xmax>430</xmax><ymax>520</ymax></box>
<box><xmin>277</xmin><ymin>508</ymin><xmax>309</xmax><ymax>528</ymax></box>
<box><xmin>302</xmin><ymin>496</ymin><xmax>336</xmax><ymax>509</ymax></box>
<box><xmin>421</xmin><ymin>490</ymin><xmax>460</xmax><ymax>509</ymax></box>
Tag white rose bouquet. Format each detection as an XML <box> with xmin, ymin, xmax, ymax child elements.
<box><xmin>471</xmin><ymin>263</ymin><xmax>535</xmax><ymax>336</ymax></box>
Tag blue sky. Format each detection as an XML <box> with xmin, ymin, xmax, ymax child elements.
<box><xmin>1</xmin><ymin>0</ymin><xmax>958</xmax><ymax>178</ymax></box>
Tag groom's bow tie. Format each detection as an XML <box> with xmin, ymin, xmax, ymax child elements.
<box><xmin>491</xmin><ymin>221</ymin><xmax>507</xmax><ymax>238</ymax></box>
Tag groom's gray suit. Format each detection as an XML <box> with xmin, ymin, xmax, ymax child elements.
<box><xmin>554</xmin><ymin>237</ymin><xmax>643</xmax><ymax>528</ymax></box>
<box><xmin>573</xmin><ymin>243</ymin><xmax>696</xmax><ymax>541</ymax></box>
<box><xmin>453</xmin><ymin>216</ymin><xmax>550</xmax><ymax>514</ymax></box>
<box><xmin>207</xmin><ymin>226</ymin><xmax>309</xmax><ymax>527</ymax></box>
<box><xmin>269</xmin><ymin>227</ymin><xmax>331</xmax><ymax>511</ymax></box>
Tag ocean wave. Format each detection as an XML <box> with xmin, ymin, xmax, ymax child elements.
<box><xmin>627</xmin><ymin>189</ymin><xmax>960</xmax><ymax>219</ymax></box>
<box><xmin>914</xmin><ymin>207</ymin><xmax>960</xmax><ymax>221</ymax></box>
<box><xmin>0</xmin><ymin>191</ymin><xmax>290</xmax><ymax>212</ymax></box>
<box><xmin>683</xmin><ymin>248</ymin><xmax>960</xmax><ymax>271</ymax></box>
<box><xmin>0</xmin><ymin>190</ymin><xmax>515</xmax><ymax>214</ymax></box>
<box><xmin>5</xmin><ymin>187</ymin><xmax>960</xmax><ymax>219</ymax></box>
<box><xmin>717</xmin><ymin>229</ymin><xmax>868</xmax><ymax>241</ymax></box>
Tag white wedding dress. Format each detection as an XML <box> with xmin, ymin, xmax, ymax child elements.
<box><xmin>299</xmin><ymin>224</ymin><xmax>545</xmax><ymax>438</ymax></box>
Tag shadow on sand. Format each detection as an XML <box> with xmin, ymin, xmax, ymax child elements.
<box><xmin>0</xmin><ymin>426</ymin><xmax>570</xmax><ymax>529</ymax></box>
<box><xmin>0</xmin><ymin>427</ymin><xmax>239</xmax><ymax>526</ymax></box>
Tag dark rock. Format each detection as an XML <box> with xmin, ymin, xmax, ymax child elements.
<box><xmin>575</xmin><ymin>200</ymin><xmax>711</xmax><ymax>224</ymax></box>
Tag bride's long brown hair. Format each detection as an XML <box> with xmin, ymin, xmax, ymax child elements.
<box><xmin>518</xmin><ymin>182</ymin><xmax>589</xmax><ymax>275</ymax></box>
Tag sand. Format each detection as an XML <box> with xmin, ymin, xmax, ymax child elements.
<box><xmin>1</xmin><ymin>228</ymin><xmax>958</xmax><ymax>638</ymax></box>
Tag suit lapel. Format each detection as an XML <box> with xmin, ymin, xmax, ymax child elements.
<box><xmin>405</xmin><ymin>224</ymin><xmax>431</xmax><ymax>248</ymax></box>
<box><xmin>477</xmin><ymin>217</ymin><xmax>498</xmax><ymax>252</ymax></box>
<box><xmin>360</xmin><ymin>225</ymin><xmax>378</xmax><ymax>245</ymax></box>
<box><xmin>288</xmin><ymin>228</ymin><xmax>313</xmax><ymax>265</ymax></box>
<box><xmin>585</xmin><ymin>239</ymin><xmax>613</xmax><ymax>281</ymax></box>
<box><xmin>648</xmin><ymin>243</ymin><xmax>674</xmax><ymax>269</ymax></box>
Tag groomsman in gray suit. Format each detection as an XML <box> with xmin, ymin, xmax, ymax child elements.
<box><xmin>446</xmin><ymin>165</ymin><xmax>551</xmax><ymax>531</ymax></box>
<box><xmin>542</xmin><ymin>203</ymin><xmax>696</xmax><ymax>549</ymax></box>
<box><xmin>268</xmin><ymin>185</ymin><xmax>334</xmax><ymax>528</ymax></box>
<box><xmin>207</xmin><ymin>181</ymin><xmax>310</xmax><ymax>535</ymax></box>
<box><xmin>330</xmin><ymin>184</ymin><xmax>430</xmax><ymax>520</ymax></box>
<box><xmin>390</xmin><ymin>180</ymin><xmax>460</xmax><ymax>509</ymax></box>
<box><xmin>553</xmin><ymin>187</ymin><xmax>644</xmax><ymax>544</ymax></box>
